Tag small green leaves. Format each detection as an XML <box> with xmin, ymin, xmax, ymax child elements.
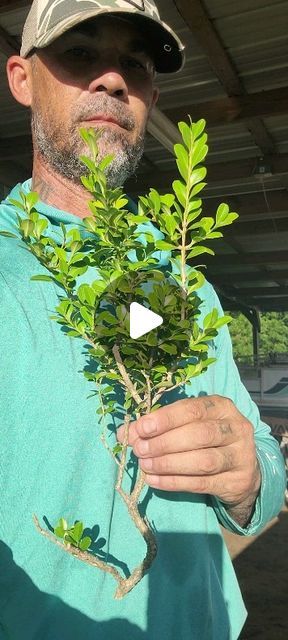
<box><xmin>113</xmin><ymin>443</ymin><xmax>123</xmax><ymax>456</ymax></box>
<box><xmin>0</xmin><ymin>122</ymin><xmax>242</xmax><ymax>586</ymax></box>
<box><xmin>54</xmin><ymin>518</ymin><xmax>92</xmax><ymax>552</ymax></box>
<box><xmin>216</xmin><ymin>203</ymin><xmax>239</xmax><ymax>227</ymax></box>
<box><xmin>2</xmin><ymin>122</ymin><xmax>238</xmax><ymax>454</ymax></box>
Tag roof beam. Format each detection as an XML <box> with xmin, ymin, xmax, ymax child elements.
<box><xmin>211</xmin><ymin>271</ymin><xmax>288</xmax><ymax>284</ymax></box>
<box><xmin>0</xmin><ymin>24</ymin><xmax>20</xmax><ymax>56</ymax></box>
<box><xmin>164</xmin><ymin>86</ymin><xmax>288</xmax><ymax>128</ymax></box>
<box><xmin>218</xmin><ymin>297</ymin><xmax>288</xmax><ymax>312</ymax></box>
<box><xmin>220</xmin><ymin>286</ymin><xmax>288</xmax><ymax>298</ymax></box>
<box><xmin>173</xmin><ymin>0</ymin><xmax>275</xmax><ymax>154</ymax></box>
<box><xmin>0</xmin><ymin>158</ymin><xmax>29</xmax><ymax>186</ymax></box>
<box><xmin>174</xmin><ymin>0</ymin><xmax>243</xmax><ymax>96</ymax></box>
<box><xmin>204</xmin><ymin>250</ymin><xmax>288</xmax><ymax>268</ymax></box>
<box><xmin>0</xmin><ymin>134</ymin><xmax>33</xmax><ymax>158</ymax></box>
<box><xmin>0</xmin><ymin>1</ymin><xmax>29</xmax><ymax>12</ymax></box>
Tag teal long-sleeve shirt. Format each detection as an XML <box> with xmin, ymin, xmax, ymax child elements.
<box><xmin>0</xmin><ymin>181</ymin><xmax>285</xmax><ymax>640</ymax></box>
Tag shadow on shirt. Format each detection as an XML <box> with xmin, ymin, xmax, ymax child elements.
<box><xmin>0</xmin><ymin>530</ymin><xmax>228</xmax><ymax>640</ymax></box>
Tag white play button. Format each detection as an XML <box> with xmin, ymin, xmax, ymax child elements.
<box><xmin>130</xmin><ymin>302</ymin><xmax>163</xmax><ymax>340</ymax></box>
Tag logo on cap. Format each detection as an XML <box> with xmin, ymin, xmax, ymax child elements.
<box><xmin>125</xmin><ymin>0</ymin><xmax>145</xmax><ymax>10</ymax></box>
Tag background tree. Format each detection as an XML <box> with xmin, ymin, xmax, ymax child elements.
<box><xmin>229</xmin><ymin>312</ymin><xmax>288</xmax><ymax>360</ymax></box>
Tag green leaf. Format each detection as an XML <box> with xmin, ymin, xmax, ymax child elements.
<box><xmin>30</xmin><ymin>275</ymin><xmax>54</xmax><ymax>282</ymax></box>
<box><xmin>20</xmin><ymin>219</ymin><xmax>34</xmax><ymax>237</ymax></box>
<box><xmin>84</xmin><ymin>217</ymin><xmax>98</xmax><ymax>233</ymax></box>
<box><xmin>72</xmin><ymin>521</ymin><xmax>84</xmax><ymax>543</ymax></box>
<box><xmin>219</xmin><ymin>212</ymin><xmax>239</xmax><ymax>227</ymax></box>
<box><xmin>113</xmin><ymin>443</ymin><xmax>123</xmax><ymax>456</ymax></box>
<box><xmin>146</xmin><ymin>332</ymin><xmax>158</xmax><ymax>347</ymax></box>
<box><xmin>173</xmin><ymin>180</ymin><xmax>187</xmax><ymax>207</ymax></box>
<box><xmin>152</xmin><ymin>365</ymin><xmax>168</xmax><ymax>374</ymax></box>
<box><xmin>176</xmin><ymin>158</ymin><xmax>188</xmax><ymax>182</ymax></box>
<box><xmin>99</xmin><ymin>154</ymin><xmax>114</xmax><ymax>171</ymax></box>
<box><xmin>178</xmin><ymin>121</ymin><xmax>192</xmax><ymax>149</ymax></box>
<box><xmin>115</xmin><ymin>197</ymin><xmax>128</xmax><ymax>209</ymax></box>
<box><xmin>191</xmin><ymin>182</ymin><xmax>206</xmax><ymax>198</ymax></box>
<box><xmin>8</xmin><ymin>197</ymin><xmax>26</xmax><ymax>212</ymax></box>
<box><xmin>160</xmin><ymin>194</ymin><xmax>175</xmax><ymax>208</ymax></box>
<box><xmin>0</xmin><ymin>230</ymin><xmax>18</xmax><ymax>238</ymax></box>
<box><xmin>26</xmin><ymin>191</ymin><xmax>39</xmax><ymax>209</ymax></box>
<box><xmin>79</xmin><ymin>536</ymin><xmax>92</xmax><ymax>552</ymax></box>
<box><xmin>164</xmin><ymin>214</ymin><xmax>178</xmax><ymax>236</ymax></box>
<box><xmin>192</xmin><ymin>138</ymin><xmax>208</xmax><ymax>168</ymax></box>
<box><xmin>203</xmin><ymin>309</ymin><xmax>219</xmax><ymax>330</ymax></box>
<box><xmin>148</xmin><ymin>188</ymin><xmax>161</xmax><ymax>215</ymax></box>
<box><xmin>77</xmin><ymin>284</ymin><xmax>96</xmax><ymax>306</ymax></box>
<box><xmin>159</xmin><ymin>343</ymin><xmax>177</xmax><ymax>355</ymax></box>
<box><xmin>97</xmin><ymin>310</ymin><xmax>118</xmax><ymax>325</ymax></box>
<box><xmin>187</xmin><ymin>246</ymin><xmax>215</xmax><ymax>259</ymax></box>
<box><xmin>80</xmin><ymin>306</ymin><xmax>94</xmax><ymax>326</ymax></box>
<box><xmin>192</xmin><ymin>119</ymin><xmax>206</xmax><ymax>140</ymax></box>
<box><xmin>60</xmin><ymin>518</ymin><xmax>68</xmax><ymax>531</ymax></box>
<box><xmin>155</xmin><ymin>240</ymin><xmax>177</xmax><ymax>251</ymax></box>
<box><xmin>190</xmin><ymin>167</ymin><xmax>207</xmax><ymax>188</ymax></box>
<box><xmin>215</xmin><ymin>204</ymin><xmax>239</xmax><ymax>228</ymax></box>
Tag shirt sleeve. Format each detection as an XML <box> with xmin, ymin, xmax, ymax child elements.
<box><xmin>208</xmin><ymin>293</ymin><xmax>286</xmax><ymax>536</ymax></box>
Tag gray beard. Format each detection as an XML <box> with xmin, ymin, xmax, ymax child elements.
<box><xmin>31</xmin><ymin>96</ymin><xmax>146</xmax><ymax>188</ymax></box>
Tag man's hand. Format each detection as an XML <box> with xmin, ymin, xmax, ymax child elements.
<box><xmin>117</xmin><ymin>395</ymin><xmax>261</xmax><ymax>527</ymax></box>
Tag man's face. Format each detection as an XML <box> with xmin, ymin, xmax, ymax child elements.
<box><xmin>28</xmin><ymin>15</ymin><xmax>159</xmax><ymax>186</ymax></box>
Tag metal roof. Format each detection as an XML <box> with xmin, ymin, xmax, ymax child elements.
<box><xmin>0</xmin><ymin>0</ymin><xmax>288</xmax><ymax>312</ymax></box>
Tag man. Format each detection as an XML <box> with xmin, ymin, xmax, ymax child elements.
<box><xmin>0</xmin><ymin>1</ymin><xmax>285</xmax><ymax>639</ymax></box>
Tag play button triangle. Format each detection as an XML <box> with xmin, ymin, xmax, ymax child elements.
<box><xmin>130</xmin><ymin>302</ymin><xmax>163</xmax><ymax>340</ymax></box>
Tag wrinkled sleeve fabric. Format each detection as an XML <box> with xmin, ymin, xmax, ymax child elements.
<box><xmin>209</xmin><ymin>291</ymin><xmax>286</xmax><ymax>536</ymax></box>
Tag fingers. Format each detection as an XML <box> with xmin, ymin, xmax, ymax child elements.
<box><xmin>117</xmin><ymin>395</ymin><xmax>239</xmax><ymax>446</ymax></box>
<box><xmin>138</xmin><ymin>446</ymin><xmax>234</xmax><ymax>476</ymax></box>
<box><xmin>142</xmin><ymin>471</ymin><xmax>234</xmax><ymax>496</ymax></box>
<box><xmin>143</xmin><ymin>468</ymin><xmax>256</xmax><ymax>503</ymax></box>
<box><xmin>132</xmin><ymin>421</ymin><xmax>236</xmax><ymax>459</ymax></box>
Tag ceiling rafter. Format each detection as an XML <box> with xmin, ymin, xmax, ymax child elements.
<box><xmin>204</xmin><ymin>250</ymin><xmax>288</xmax><ymax>268</ymax></box>
<box><xmin>211</xmin><ymin>271</ymin><xmax>288</xmax><ymax>284</ymax></box>
<box><xmin>173</xmin><ymin>0</ymin><xmax>275</xmax><ymax>154</ymax></box>
<box><xmin>0</xmin><ymin>24</ymin><xmax>20</xmax><ymax>56</ymax></box>
<box><xmin>164</xmin><ymin>86</ymin><xmax>288</xmax><ymax>128</ymax></box>
<box><xmin>0</xmin><ymin>1</ymin><xmax>29</xmax><ymax>12</ymax></box>
<box><xmin>220</xmin><ymin>286</ymin><xmax>288</xmax><ymax>298</ymax></box>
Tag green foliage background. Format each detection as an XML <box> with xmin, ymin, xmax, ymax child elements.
<box><xmin>229</xmin><ymin>311</ymin><xmax>288</xmax><ymax>359</ymax></box>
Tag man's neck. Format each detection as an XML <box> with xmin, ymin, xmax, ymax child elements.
<box><xmin>31</xmin><ymin>153</ymin><xmax>92</xmax><ymax>219</ymax></box>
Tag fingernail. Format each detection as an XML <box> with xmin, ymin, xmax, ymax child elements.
<box><xmin>141</xmin><ymin>418</ymin><xmax>157</xmax><ymax>435</ymax></box>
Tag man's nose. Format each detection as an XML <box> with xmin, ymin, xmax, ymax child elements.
<box><xmin>88</xmin><ymin>70</ymin><xmax>129</xmax><ymax>100</ymax></box>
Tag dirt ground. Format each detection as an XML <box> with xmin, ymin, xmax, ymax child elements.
<box><xmin>223</xmin><ymin>505</ymin><xmax>288</xmax><ymax>639</ymax></box>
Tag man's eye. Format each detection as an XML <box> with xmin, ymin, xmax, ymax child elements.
<box><xmin>66</xmin><ymin>47</ymin><xmax>92</xmax><ymax>60</ymax></box>
<box><xmin>122</xmin><ymin>57</ymin><xmax>147</xmax><ymax>71</ymax></box>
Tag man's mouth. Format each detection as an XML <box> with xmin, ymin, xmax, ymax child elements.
<box><xmin>83</xmin><ymin>116</ymin><xmax>126</xmax><ymax>129</ymax></box>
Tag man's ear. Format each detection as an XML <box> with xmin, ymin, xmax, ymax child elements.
<box><xmin>6</xmin><ymin>55</ymin><xmax>33</xmax><ymax>107</ymax></box>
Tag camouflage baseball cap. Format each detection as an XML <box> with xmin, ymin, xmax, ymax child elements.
<box><xmin>21</xmin><ymin>0</ymin><xmax>185</xmax><ymax>73</ymax></box>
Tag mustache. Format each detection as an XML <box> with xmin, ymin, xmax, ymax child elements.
<box><xmin>73</xmin><ymin>96</ymin><xmax>136</xmax><ymax>132</ymax></box>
